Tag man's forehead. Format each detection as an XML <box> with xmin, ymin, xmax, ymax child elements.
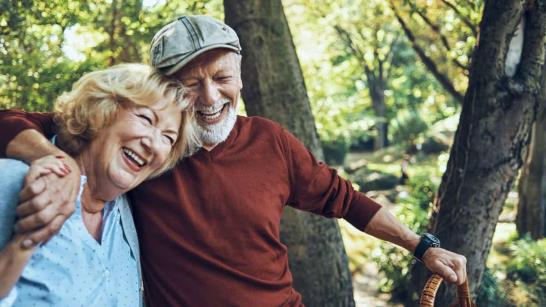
<box><xmin>174</xmin><ymin>50</ymin><xmax>239</xmax><ymax>79</ymax></box>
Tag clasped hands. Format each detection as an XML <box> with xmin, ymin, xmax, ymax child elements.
<box><xmin>14</xmin><ymin>155</ymin><xmax>80</xmax><ymax>248</ymax></box>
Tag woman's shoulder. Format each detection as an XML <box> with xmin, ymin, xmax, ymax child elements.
<box><xmin>0</xmin><ymin>159</ymin><xmax>29</xmax><ymax>188</ymax></box>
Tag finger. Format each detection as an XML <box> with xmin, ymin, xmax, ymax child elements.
<box><xmin>430</xmin><ymin>259</ymin><xmax>458</xmax><ymax>284</ymax></box>
<box><xmin>452</xmin><ymin>257</ymin><xmax>467</xmax><ymax>285</ymax></box>
<box><xmin>20</xmin><ymin>235</ymin><xmax>36</xmax><ymax>250</ymax></box>
<box><xmin>19</xmin><ymin>177</ymin><xmax>47</xmax><ymax>203</ymax></box>
<box><xmin>16</xmin><ymin>190</ymin><xmax>53</xmax><ymax>218</ymax></box>
<box><xmin>15</xmin><ymin>201</ymin><xmax>59</xmax><ymax>234</ymax></box>
<box><xmin>46</xmin><ymin>161</ymin><xmax>71</xmax><ymax>177</ymax></box>
<box><xmin>24</xmin><ymin>168</ymin><xmax>53</xmax><ymax>186</ymax></box>
<box><xmin>25</xmin><ymin>215</ymin><xmax>67</xmax><ymax>247</ymax></box>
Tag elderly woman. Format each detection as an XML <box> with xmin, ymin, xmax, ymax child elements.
<box><xmin>0</xmin><ymin>63</ymin><xmax>196</xmax><ymax>306</ymax></box>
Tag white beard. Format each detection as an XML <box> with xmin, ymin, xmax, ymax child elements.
<box><xmin>194</xmin><ymin>105</ymin><xmax>237</xmax><ymax>146</ymax></box>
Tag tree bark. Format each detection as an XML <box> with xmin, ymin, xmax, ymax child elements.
<box><xmin>408</xmin><ymin>1</ymin><xmax>546</xmax><ymax>305</ymax></box>
<box><xmin>224</xmin><ymin>1</ymin><xmax>355</xmax><ymax>306</ymax></box>
<box><xmin>369</xmin><ymin>77</ymin><xmax>388</xmax><ymax>150</ymax></box>
<box><xmin>108</xmin><ymin>0</ymin><xmax>119</xmax><ymax>66</ymax></box>
<box><xmin>517</xmin><ymin>106</ymin><xmax>546</xmax><ymax>239</ymax></box>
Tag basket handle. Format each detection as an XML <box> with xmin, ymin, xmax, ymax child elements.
<box><xmin>419</xmin><ymin>274</ymin><xmax>475</xmax><ymax>307</ymax></box>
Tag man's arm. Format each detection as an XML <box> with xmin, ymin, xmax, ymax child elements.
<box><xmin>0</xmin><ymin>110</ymin><xmax>79</xmax><ymax>248</ymax></box>
<box><xmin>278</xmin><ymin>126</ymin><xmax>467</xmax><ymax>285</ymax></box>
<box><xmin>364</xmin><ymin>207</ymin><xmax>467</xmax><ymax>285</ymax></box>
<box><xmin>0</xmin><ymin>110</ymin><xmax>56</xmax><ymax>158</ymax></box>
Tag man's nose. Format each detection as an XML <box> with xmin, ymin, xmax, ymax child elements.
<box><xmin>201</xmin><ymin>80</ymin><xmax>221</xmax><ymax>105</ymax></box>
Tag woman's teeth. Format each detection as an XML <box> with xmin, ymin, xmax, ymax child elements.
<box><xmin>123</xmin><ymin>148</ymin><xmax>145</xmax><ymax>167</ymax></box>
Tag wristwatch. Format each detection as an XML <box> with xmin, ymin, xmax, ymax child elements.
<box><xmin>414</xmin><ymin>233</ymin><xmax>440</xmax><ymax>261</ymax></box>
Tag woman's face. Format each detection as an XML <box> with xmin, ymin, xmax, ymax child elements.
<box><xmin>86</xmin><ymin>100</ymin><xmax>182</xmax><ymax>196</ymax></box>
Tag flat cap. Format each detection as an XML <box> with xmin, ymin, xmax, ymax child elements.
<box><xmin>150</xmin><ymin>15</ymin><xmax>241</xmax><ymax>75</ymax></box>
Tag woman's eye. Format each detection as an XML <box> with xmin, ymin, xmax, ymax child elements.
<box><xmin>163</xmin><ymin>134</ymin><xmax>175</xmax><ymax>145</ymax></box>
<box><xmin>138</xmin><ymin>114</ymin><xmax>153</xmax><ymax>124</ymax></box>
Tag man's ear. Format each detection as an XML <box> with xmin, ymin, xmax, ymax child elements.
<box><xmin>232</xmin><ymin>53</ymin><xmax>243</xmax><ymax>90</ymax></box>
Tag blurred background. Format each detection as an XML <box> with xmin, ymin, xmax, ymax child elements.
<box><xmin>1</xmin><ymin>1</ymin><xmax>544</xmax><ymax>306</ymax></box>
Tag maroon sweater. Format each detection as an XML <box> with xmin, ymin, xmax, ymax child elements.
<box><xmin>0</xmin><ymin>110</ymin><xmax>381</xmax><ymax>306</ymax></box>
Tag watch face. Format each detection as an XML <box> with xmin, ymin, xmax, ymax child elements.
<box><xmin>424</xmin><ymin>233</ymin><xmax>440</xmax><ymax>247</ymax></box>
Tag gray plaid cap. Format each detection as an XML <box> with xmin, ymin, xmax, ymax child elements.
<box><xmin>150</xmin><ymin>15</ymin><xmax>241</xmax><ymax>76</ymax></box>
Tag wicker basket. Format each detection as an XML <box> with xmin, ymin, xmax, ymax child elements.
<box><xmin>420</xmin><ymin>274</ymin><xmax>476</xmax><ymax>307</ymax></box>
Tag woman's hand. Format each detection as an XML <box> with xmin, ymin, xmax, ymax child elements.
<box><xmin>14</xmin><ymin>155</ymin><xmax>80</xmax><ymax>249</ymax></box>
<box><xmin>23</xmin><ymin>155</ymin><xmax>72</xmax><ymax>181</ymax></box>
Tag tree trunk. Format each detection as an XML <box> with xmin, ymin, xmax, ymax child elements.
<box><xmin>108</xmin><ymin>0</ymin><xmax>119</xmax><ymax>65</ymax></box>
<box><xmin>517</xmin><ymin>106</ymin><xmax>546</xmax><ymax>239</ymax></box>
<box><xmin>408</xmin><ymin>1</ymin><xmax>546</xmax><ymax>305</ymax></box>
<box><xmin>369</xmin><ymin>79</ymin><xmax>388</xmax><ymax>150</ymax></box>
<box><xmin>224</xmin><ymin>1</ymin><xmax>355</xmax><ymax>306</ymax></box>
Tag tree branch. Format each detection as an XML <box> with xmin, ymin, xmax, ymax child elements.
<box><xmin>507</xmin><ymin>1</ymin><xmax>546</xmax><ymax>96</ymax></box>
<box><xmin>384</xmin><ymin>34</ymin><xmax>399</xmax><ymax>81</ymax></box>
<box><xmin>414</xmin><ymin>8</ymin><xmax>469</xmax><ymax>71</ymax></box>
<box><xmin>390</xmin><ymin>1</ymin><xmax>464</xmax><ymax>104</ymax></box>
<box><xmin>441</xmin><ymin>0</ymin><xmax>478</xmax><ymax>37</ymax></box>
<box><xmin>334</xmin><ymin>25</ymin><xmax>374</xmax><ymax>77</ymax></box>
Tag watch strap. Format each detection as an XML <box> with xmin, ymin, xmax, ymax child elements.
<box><xmin>414</xmin><ymin>233</ymin><xmax>440</xmax><ymax>261</ymax></box>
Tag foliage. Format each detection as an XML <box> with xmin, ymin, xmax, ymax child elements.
<box><xmin>0</xmin><ymin>0</ymin><xmax>222</xmax><ymax>111</ymax></box>
<box><xmin>371</xmin><ymin>173</ymin><xmax>436</xmax><ymax>299</ymax></box>
<box><xmin>476</xmin><ymin>268</ymin><xmax>510</xmax><ymax>307</ymax></box>
<box><xmin>322</xmin><ymin>138</ymin><xmax>349</xmax><ymax>165</ymax></box>
<box><xmin>0</xmin><ymin>0</ymin><xmax>94</xmax><ymax>110</ymax></box>
<box><xmin>420</xmin><ymin>135</ymin><xmax>450</xmax><ymax>154</ymax></box>
<box><xmin>284</xmin><ymin>0</ymin><xmax>457</xmax><ymax>150</ymax></box>
<box><xmin>351</xmin><ymin>168</ymin><xmax>400</xmax><ymax>192</ymax></box>
<box><xmin>390</xmin><ymin>0</ymin><xmax>483</xmax><ymax>100</ymax></box>
<box><xmin>390</xmin><ymin>109</ymin><xmax>429</xmax><ymax>148</ymax></box>
<box><xmin>504</xmin><ymin>238</ymin><xmax>546</xmax><ymax>306</ymax></box>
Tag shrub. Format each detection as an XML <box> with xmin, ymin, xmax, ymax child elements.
<box><xmin>477</xmin><ymin>268</ymin><xmax>510</xmax><ymax>307</ymax></box>
<box><xmin>322</xmin><ymin>138</ymin><xmax>350</xmax><ymax>165</ymax></box>
<box><xmin>372</xmin><ymin>174</ymin><xmax>437</xmax><ymax>300</ymax></box>
<box><xmin>420</xmin><ymin>135</ymin><xmax>450</xmax><ymax>154</ymax></box>
<box><xmin>504</xmin><ymin>238</ymin><xmax>546</xmax><ymax>306</ymax></box>
<box><xmin>390</xmin><ymin>110</ymin><xmax>429</xmax><ymax>148</ymax></box>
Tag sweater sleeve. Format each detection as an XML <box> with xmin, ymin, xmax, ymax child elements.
<box><xmin>0</xmin><ymin>110</ymin><xmax>56</xmax><ymax>158</ymax></box>
<box><xmin>282</xmin><ymin>129</ymin><xmax>381</xmax><ymax>231</ymax></box>
<box><xmin>0</xmin><ymin>159</ymin><xmax>28</xmax><ymax>306</ymax></box>
<box><xmin>0</xmin><ymin>159</ymin><xmax>28</xmax><ymax>248</ymax></box>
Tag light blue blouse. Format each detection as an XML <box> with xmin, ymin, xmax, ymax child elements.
<box><xmin>0</xmin><ymin>159</ymin><xmax>143</xmax><ymax>307</ymax></box>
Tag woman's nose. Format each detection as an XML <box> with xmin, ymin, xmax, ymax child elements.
<box><xmin>141</xmin><ymin>130</ymin><xmax>161</xmax><ymax>153</ymax></box>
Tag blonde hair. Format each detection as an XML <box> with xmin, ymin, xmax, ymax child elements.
<box><xmin>54</xmin><ymin>63</ymin><xmax>198</xmax><ymax>177</ymax></box>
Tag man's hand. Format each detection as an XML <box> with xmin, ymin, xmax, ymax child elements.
<box><xmin>14</xmin><ymin>155</ymin><xmax>80</xmax><ymax>248</ymax></box>
<box><xmin>422</xmin><ymin>247</ymin><xmax>467</xmax><ymax>285</ymax></box>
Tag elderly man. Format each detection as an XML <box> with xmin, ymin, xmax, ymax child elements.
<box><xmin>0</xmin><ymin>16</ymin><xmax>466</xmax><ymax>306</ymax></box>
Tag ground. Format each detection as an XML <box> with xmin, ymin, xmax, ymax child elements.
<box><xmin>353</xmin><ymin>262</ymin><xmax>402</xmax><ymax>307</ymax></box>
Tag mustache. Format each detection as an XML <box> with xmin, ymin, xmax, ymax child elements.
<box><xmin>194</xmin><ymin>99</ymin><xmax>230</xmax><ymax>112</ymax></box>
